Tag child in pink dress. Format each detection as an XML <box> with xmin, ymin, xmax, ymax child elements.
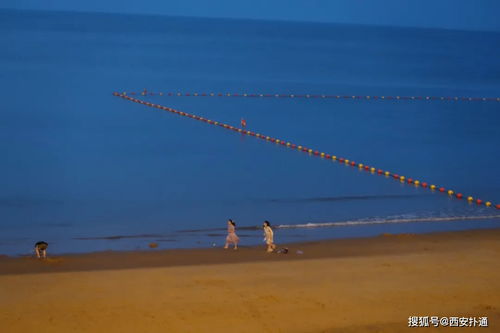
<box><xmin>224</xmin><ymin>219</ymin><xmax>239</xmax><ymax>250</ymax></box>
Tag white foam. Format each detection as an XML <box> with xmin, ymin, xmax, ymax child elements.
<box><xmin>277</xmin><ymin>215</ymin><xmax>500</xmax><ymax>229</ymax></box>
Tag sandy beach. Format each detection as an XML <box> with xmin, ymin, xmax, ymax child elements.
<box><xmin>1</xmin><ymin>228</ymin><xmax>499</xmax><ymax>332</ymax></box>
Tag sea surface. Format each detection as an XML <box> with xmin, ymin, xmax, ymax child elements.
<box><xmin>1</xmin><ymin>9</ymin><xmax>499</xmax><ymax>255</ymax></box>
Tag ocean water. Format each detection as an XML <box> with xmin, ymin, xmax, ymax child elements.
<box><xmin>1</xmin><ymin>9</ymin><xmax>499</xmax><ymax>255</ymax></box>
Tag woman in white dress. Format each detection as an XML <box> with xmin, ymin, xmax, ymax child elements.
<box><xmin>263</xmin><ymin>221</ymin><xmax>276</xmax><ymax>253</ymax></box>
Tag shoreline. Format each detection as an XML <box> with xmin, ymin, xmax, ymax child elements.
<box><xmin>1</xmin><ymin>227</ymin><xmax>499</xmax><ymax>275</ymax></box>
<box><xmin>1</xmin><ymin>227</ymin><xmax>499</xmax><ymax>332</ymax></box>
<box><xmin>0</xmin><ymin>229</ymin><xmax>500</xmax><ymax>333</ymax></box>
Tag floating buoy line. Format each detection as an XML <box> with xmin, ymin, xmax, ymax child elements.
<box><xmin>113</xmin><ymin>92</ymin><xmax>499</xmax><ymax>210</ymax></box>
<box><xmin>118</xmin><ymin>90</ymin><xmax>500</xmax><ymax>102</ymax></box>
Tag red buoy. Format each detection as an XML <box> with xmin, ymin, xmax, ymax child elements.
<box><xmin>364</xmin><ymin>166</ymin><xmax>369</xmax><ymax>171</ymax></box>
<box><xmin>392</xmin><ymin>174</ymin><xmax>399</xmax><ymax>179</ymax></box>
<box><xmin>456</xmin><ymin>193</ymin><xmax>463</xmax><ymax>199</ymax></box>
<box><xmin>439</xmin><ymin>187</ymin><xmax>445</xmax><ymax>192</ymax></box>
<box><xmin>377</xmin><ymin>170</ymin><xmax>383</xmax><ymax>174</ymax></box>
<box><xmin>338</xmin><ymin>158</ymin><xmax>344</xmax><ymax>162</ymax></box>
<box><xmin>407</xmin><ymin>178</ymin><xmax>413</xmax><ymax>184</ymax></box>
<box><xmin>350</xmin><ymin>161</ymin><xmax>356</xmax><ymax>166</ymax></box>
<box><xmin>476</xmin><ymin>199</ymin><xmax>483</xmax><ymax>205</ymax></box>
<box><xmin>421</xmin><ymin>182</ymin><xmax>428</xmax><ymax>188</ymax></box>
<box><xmin>325</xmin><ymin>154</ymin><xmax>331</xmax><ymax>159</ymax></box>
<box><xmin>496</xmin><ymin>204</ymin><xmax>500</xmax><ymax>209</ymax></box>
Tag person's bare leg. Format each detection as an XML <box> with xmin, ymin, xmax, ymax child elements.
<box><xmin>233</xmin><ymin>242</ymin><xmax>238</xmax><ymax>250</ymax></box>
<box><xmin>224</xmin><ymin>242</ymin><xmax>229</xmax><ymax>249</ymax></box>
<box><xmin>42</xmin><ymin>249</ymin><xmax>47</xmax><ymax>259</ymax></box>
<box><xmin>35</xmin><ymin>247</ymin><xmax>41</xmax><ymax>259</ymax></box>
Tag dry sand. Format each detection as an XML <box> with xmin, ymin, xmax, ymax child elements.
<box><xmin>1</xmin><ymin>229</ymin><xmax>499</xmax><ymax>332</ymax></box>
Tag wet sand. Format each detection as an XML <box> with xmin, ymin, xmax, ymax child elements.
<box><xmin>1</xmin><ymin>229</ymin><xmax>499</xmax><ymax>332</ymax></box>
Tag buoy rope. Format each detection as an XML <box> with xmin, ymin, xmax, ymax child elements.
<box><xmin>118</xmin><ymin>90</ymin><xmax>500</xmax><ymax>102</ymax></box>
<box><xmin>113</xmin><ymin>92</ymin><xmax>499</xmax><ymax>210</ymax></box>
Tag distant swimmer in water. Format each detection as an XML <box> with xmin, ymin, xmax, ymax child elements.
<box><xmin>263</xmin><ymin>221</ymin><xmax>276</xmax><ymax>253</ymax></box>
<box><xmin>34</xmin><ymin>241</ymin><xmax>48</xmax><ymax>259</ymax></box>
<box><xmin>224</xmin><ymin>219</ymin><xmax>239</xmax><ymax>250</ymax></box>
<box><xmin>240</xmin><ymin>118</ymin><xmax>247</xmax><ymax>128</ymax></box>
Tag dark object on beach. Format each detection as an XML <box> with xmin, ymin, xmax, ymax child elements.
<box><xmin>149</xmin><ymin>242</ymin><xmax>159</xmax><ymax>249</ymax></box>
<box><xmin>34</xmin><ymin>241</ymin><xmax>48</xmax><ymax>259</ymax></box>
<box><xmin>277</xmin><ymin>247</ymin><xmax>289</xmax><ymax>254</ymax></box>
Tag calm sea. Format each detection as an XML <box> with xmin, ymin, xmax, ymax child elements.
<box><xmin>1</xmin><ymin>9</ymin><xmax>499</xmax><ymax>255</ymax></box>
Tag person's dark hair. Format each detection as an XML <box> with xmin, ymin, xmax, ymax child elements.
<box><xmin>263</xmin><ymin>220</ymin><xmax>270</xmax><ymax>227</ymax></box>
<box><xmin>228</xmin><ymin>219</ymin><xmax>236</xmax><ymax>226</ymax></box>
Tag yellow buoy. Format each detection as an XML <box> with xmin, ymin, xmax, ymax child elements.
<box><xmin>276</xmin><ymin>139</ymin><xmax>280</xmax><ymax>143</ymax></box>
<box><xmin>308</xmin><ymin>149</ymin><xmax>313</xmax><ymax>153</ymax></box>
<box><xmin>384</xmin><ymin>171</ymin><xmax>390</xmax><ymax>176</ymax></box>
<box><xmin>298</xmin><ymin>145</ymin><xmax>302</xmax><ymax>149</ymax></box>
<box><xmin>430</xmin><ymin>185</ymin><xmax>436</xmax><ymax>190</ymax></box>
<box><xmin>344</xmin><ymin>159</ymin><xmax>349</xmax><ymax>164</ymax></box>
<box><xmin>286</xmin><ymin>142</ymin><xmax>290</xmax><ymax>146</ymax></box>
<box><xmin>320</xmin><ymin>152</ymin><xmax>325</xmax><ymax>157</ymax></box>
<box><xmin>447</xmin><ymin>190</ymin><xmax>454</xmax><ymax>195</ymax></box>
<box><xmin>370</xmin><ymin>167</ymin><xmax>376</xmax><ymax>172</ymax></box>
<box><xmin>332</xmin><ymin>156</ymin><xmax>337</xmax><ymax>160</ymax></box>
<box><xmin>467</xmin><ymin>196</ymin><xmax>473</xmax><ymax>202</ymax></box>
<box><xmin>414</xmin><ymin>180</ymin><xmax>420</xmax><ymax>186</ymax></box>
<box><xmin>266</xmin><ymin>136</ymin><xmax>270</xmax><ymax>140</ymax></box>
<box><xmin>400</xmin><ymin>176</ymin><xmax>405</xmax><ymax>181</ymax></box>
<box><xmin>485</xmin><ymin>202</ymin><xmax>492</xmax><ymax>207</ymax></box>
<box><xmin>358</xmin><ymin>163</ymin><xmax>363</xmax><ymax>168</ymax></box>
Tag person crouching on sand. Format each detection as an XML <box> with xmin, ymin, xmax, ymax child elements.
<box><xmin>34</xmin><ymin>241</ymin><xmax>48</xmax><ymax>259</ymax></box>
<box><xmin>224</xmin><ymin>219</ymin><xmax>239</xmax><ymax>250</ymax></box>
<box><xmin>263</xmin><ymin>221</ymin><xmax>276</xmax><ymax>253</ymax></box>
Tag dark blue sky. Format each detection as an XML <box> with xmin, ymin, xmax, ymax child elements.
<box><xmin>2</xmin><ymin>0</ymin><xmax>500</xmax><ymax>32</ymax></box>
